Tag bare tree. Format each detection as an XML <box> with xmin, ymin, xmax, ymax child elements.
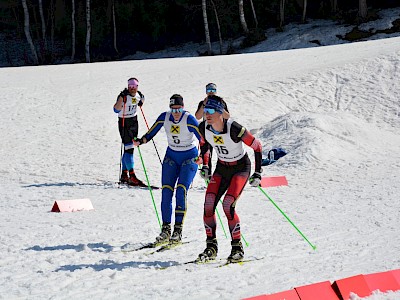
<box><xmin>210</xmin><ymin>0</ymin><xmax>222</xmax><ymax>54</ymax></box>
<box><xmin>38</xmin><ymin>0</ymin><xmax>47</xmax><ymax>50</ymax></box>
<box><xmin>71</xmin><ymin>0</ymin><xmax>76</xmax><ymax>61</ymax></box>
<box><xmin>358</xmin><ymin>0</ymin><xmax>368</xmax><ymax>20</ymax></box>
<box><xmin>330</xmin><ymin>0</ymin><xmax>338</xmax><ymax>13</ymax></box>
<box><xmin>302</xmin><ymin>0</ymin><xmax>307</xmax><ymax>23</ymax></box>
<box><xmin>49</xmin><ymin>0</ymin><xmax>55</xmax><ymax>52</ymax></box>
<box><xmin>238</xmin><ymin>0</ymin><xmax>249</xmax><ymax>34</ymax></box>
<box><xmin>112</xmin><ymin>0</ymin><xmax>119</xmax><ymax>54</ymax></box>
<box><xmin>85</xmin><ymin>0</ymin><xmax>91</xmax><ymax>63</ymax></box>
<box><xmin>279</xmin><ymin>0</ymin><xmax>286</xmax><ymax>29</ymax></box>
<box><xmin>202</xmin><ymin>0</ymin><xmax>212</xmax><ymax>54</ymax></box>
<box><xmin>249</xmin><ymin>0</ymin><xmax>258</xmax><ymax>28</ymax></box>
<box><xmin>21</xmin><ymin>0</ymin><xmax>39</xmax><ymax>64</ymax></box>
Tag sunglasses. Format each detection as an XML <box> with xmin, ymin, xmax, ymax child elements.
<box><xmin>171</xmin><ymin>107</ymin><xmax>183</xmax><ymax>113</ymax></box>
<box><xmin>204</xmin><ymin>108</ymin><xmax>217</xmax><ymax>114</ymax></box>
<box><xmin>206</xmin><ymin>89</ymin><xmax>216</xmax><ymax>93</ymax></box>
<box><xmin>128</xmin><ymin>84</ymin><xmax>138</xmax><ymax>89</ymax></box>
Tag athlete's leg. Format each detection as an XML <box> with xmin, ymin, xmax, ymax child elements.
<box><xmin>203</xmin><ymin>171</ymin><xmax>230</xmax><ymax>239</ymax></box>
<box><xmin>174</xmin><ymin>158</ymin><xmax>198</xmax><ymax>224</ymax></box>
<box><xmin>161</xmin><ymin>156</ymin><xmax>179</xmax><ymax>223</ymax></box>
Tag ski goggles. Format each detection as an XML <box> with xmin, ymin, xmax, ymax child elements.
<box><xmin>204</xmin><ymin>108</ymin><xmax>218</xmax><ymax>115</ymax></box>
<box><xmin>171</xmin><ymin>107</ymin><xmax>183</xmax><ymax>113</ymax></box>
<box><xmin>128</xmin><ymin>84</ymin><xmax>138</xmax><ymax>89</ymax></box>
<box><xmin>206</xmin><ymin>89</ymin><xmax>216</xmax><ymax>93</ymax></box>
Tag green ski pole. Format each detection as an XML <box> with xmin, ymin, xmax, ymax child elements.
<box><xmin>137</xmin><ymin>145</ymin><xmax>162</xmax><ymax>230</ymax></box>
<box><xmin>258</xmin><ymin>186</ymin><xmax>316</xmax><ymax>250</ymax></box>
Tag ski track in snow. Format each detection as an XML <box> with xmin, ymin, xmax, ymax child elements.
<box><xmin>1</xmin><ymin>28</ymin><xmax>400</xmax><ymax>300</ymax></box>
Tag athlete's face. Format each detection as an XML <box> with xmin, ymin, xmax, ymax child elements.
<box><xmin>128</xmin><ymin>84</ymin><xmax>138</xmax><ymax>94</ymax></box>
<box><xmin>170</xmin><ymin>105</ymin><xmax>183</xmax><ymax>121</ymax></box>
<box><xmin>205</xmin><ymin>109</ymin><xmax>223</xmax><ymax>126</ymax></box>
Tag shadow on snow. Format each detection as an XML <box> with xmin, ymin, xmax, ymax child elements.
<box><xmin>55</xmin><ymin>259</ymin><xmax>179</xmax><ymax>272</ymax></box>
<box><xmin>26</xmin><ymin>242</ymin><xmax>114</xmax><ymax>253</ymax></box>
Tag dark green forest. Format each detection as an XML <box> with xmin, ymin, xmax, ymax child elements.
<box><xmin>0</xmin><ymin>0</ymin><xmax>399</xmax><ymax>66</ymax></box>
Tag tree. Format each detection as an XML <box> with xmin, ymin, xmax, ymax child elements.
<box><xmin>202</xmin><ymin>0</ymin><xmax>212</xmax><ymax>55</ymax></box>
<box><xmin>358</xmin><ymin>0</ymin><xmax>368</xmax><ymax>20</ymax></box>
<box><xmin>210</xmin><ymin>0</ymin><xmax>222</xmax><ymax>54</ymax></box>
<box><xmin>302</xmin><ymin>0</ymin><xmax>307</xmax><ymax>23</ymax></box>
<box><xmin>238</xmin><ymin>0</ymin><xmax>249</xmax><ymax>34</ymax></box>
<box><xmin>112</xmin><ymin>0</ymin><xmax>118</xmax><ymax>54</ymax></box>
<box><xmin>21</xmin><ymin>0</ymin><xmax>39</xmax><ymax>64</ymax></box>
<box><xmin>249</xmin><ymin>0</ymin><xmax>258</xmax><ymax>28</ymax></box>
<box><xmin>85</xmin><ymin>0</ymin><xmax>91</xmax><ymax>63</ymax></box>
<box><xmin>330</xmin><ymin>0</ymin><xmax>338</xmax><ymax>13</ymax></box>
<box><xmin>71</xmin><ymin>0</ymin><xmax>75</xmax><ymax>61</ymax></box>
<box><xmin>38</xmin><ymin>0</ymin><xmax>47</xmax><ymax>50</ymax></box>
<box><xmin>279</xmin><ymin>0</ymin><xmax>286</xmax><ymax>29</ymax></box>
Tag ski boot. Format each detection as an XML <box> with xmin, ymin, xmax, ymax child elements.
<box><xmin>120</xmin><ymin>170</ymin><xmax>129</xmax><ymax>184</ymax></box>
<box><xmin>155</xmin><ymin>223</ymin><xmax>171</xmax><ymax>246</ymax></box>
<box><xmin>227</xmin><ymin>239</ymin><xmax>244</xmax><ymax>262</ymax></box>
<box><xmin>170</xmin><ymin>224</ymin><xmax>182</xmax><ymax>244</ymax></box>
<box><xmin>128</xmin><ymin>170</ymin><xmax>145</xmax><ymax>187</ymax></box>
<box><xmin>196</xmin><ymin>238</ymin><xmax>218</xmax><ymax>263</ymax></box>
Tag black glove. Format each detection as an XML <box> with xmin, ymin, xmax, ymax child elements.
<box><xmin>199</xmin><ymin>166</ymin><xmax>211</xmax><ymax>181</ymax></box>
<box><xmin>119</xmin><ymin>89</ymin><xmax>129</xmax><ymax>102</ymax></box>
<box><xmin>138</xmin><ymin>100</ymin><xmax>144</xmax><ymax>107</ymax></box>
<box><xmin>249</xmin><ymin>171</ymin><xmax>262</xmax><ymax>187</ymax></box>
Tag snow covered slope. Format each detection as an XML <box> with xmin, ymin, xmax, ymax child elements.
<box><xmin>0</xmin><ymin>35</ymin><xmax>399</xmax><ymax>299</ymax></box>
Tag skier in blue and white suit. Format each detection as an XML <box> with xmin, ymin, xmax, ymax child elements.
<box><xmin>134</xmin><ymin>94</ymin><xmax>203</xmax><ymax>245</ymax></box>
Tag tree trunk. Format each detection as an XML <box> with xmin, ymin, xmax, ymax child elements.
<box><xmin>38</xmin><ymin>0</ymin><xmax>47</xmax><ymax>50</ymax></box>
<box><xmin>112</xmin><ymin>0</ymin><xmax>119</xmax><ymax>54</ymax></box>
<box><xmin>210</xmin><ymin>0</ymin><xmax>222</xmax><ymax>55</ymax></box>
<box><xmin>279</xmin><ymin>0</ymin><xmax>285</xmax><ymax>29</ymax></box>
<box><xmin>85</xmin><ymin>0</ymin><xmax>91</xmax><ymax>63</ymax></box>
<box><xmin>330</xmin><ymin>0</ymin><xmax>338</xmax><ymax>13</ymax></box>
<box><xmin>21</xmin><ymin>0</ymin><xmax>39</xmax><ymax>64</ymax></box>
<box><xmin>358</xmin><ymin>0</ymin><xmax>368</xmax><ymax>20</ymax></box>
<box><xmin>71</xmin><ymin>0</ymin><xmax>75</xmax><ymax>61</ymax></box>
<box><xmin>50</xmin><ymin>0</ymin><xmax>55</xmax><ymax>56</ymax></box>
<box><xmin>202</xmin><ymin>0</ymin><xmax>212</xmax><ymax>55</ymax></box>
<box><xmin>302</xmin><ymin>0</ymin><xmax>307</xmax><ymax>23</ymax></box>
<box><xmin>249</xmin><ymin>0</ymin><xmax>258</xmax><ymax>28</ymax></box>
<box><xmin>238</xmin><ymin>0</ymin><xmax>249</xmax><ymax>34</ymax></box>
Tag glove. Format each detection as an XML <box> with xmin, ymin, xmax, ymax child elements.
<box><xmin>199</xmin><ymin>166</ymin><xmax>211</xmax><ymax>181</ymax></box>
<box><xmin>119</xmin><ymin>89</ymin><xmax>129</xmax><ymax>102</ymax></box>
<box><xmin>193</xmin><ymin>156</ymin><xmax>203</xmax><ymax>166</ymax></box>
<box><xmin>138</xmin><ymin>100</ymin><xmax>144</xmax><ymax>107</ymax></box>
<box><xmin>249</xmin><ymin>171</ymin><xmax>262</xmax><ymax>187</ymax></box>
<box><xmin>133</xmin><ymin>137</ymin><xmax>144</xmax><ymax>147</ymax></box>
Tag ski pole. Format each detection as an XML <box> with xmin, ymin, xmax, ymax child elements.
<box><xmin>140</xmin><ymin>107</ymin><xmax>162</xmax><ymax>165</ymax></box>
<box><xmin>257</xmin><ymin>186</ymin><xmax>316</xmax><ymax>250</ymax></box>
<box><xmin>137</xmin><ymin>145</ymin><xmax>162</xmax><ymax>230</ymax></box>
<box><xmin>118</xmin><ymin>101</ymin><xmax>126</xmax><ymax>182</ymax></box>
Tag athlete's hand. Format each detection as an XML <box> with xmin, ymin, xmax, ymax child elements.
<box><xmin>199</xmin><ymin>166</ymin><xmax>211</xmax><ymax>181</ymax></box>
<box><xmin>249</xmin><ymin>171</ymin><xmax>262</xmax><ymax>187</ymax></box>
<box><xmin>119</xmin><ymin>89</ymin><xmax>129</xmax><ymax>102</ymax></box>
<box><xmin>193</xmin><ymin>156</ymin><xmax>203</xmax><ymax>165</ymax></box>
<box><xmin>133</xmin><ymin>137</ymin><xmax>144</xmax><ymax>147</ymax></box>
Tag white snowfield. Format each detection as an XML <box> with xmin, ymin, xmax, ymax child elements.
<box><xmin>1</xmin><ymin>27</ymin><xmax>400</xmax><ymax>300</ymax></box>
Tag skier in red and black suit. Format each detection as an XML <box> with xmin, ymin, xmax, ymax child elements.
<box><xmin>197</xmin><ymin>95</ymin><xmax>263</xmax><ymax>263</ymax></box>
